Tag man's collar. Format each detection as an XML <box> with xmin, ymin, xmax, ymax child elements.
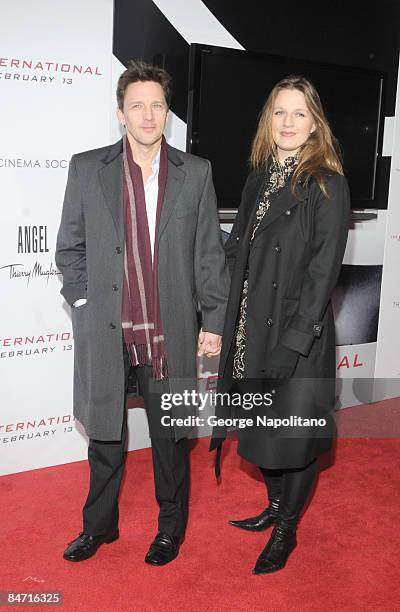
<box><xmin>101</xmin><ymin>137</ymin><xmax>184</xmax><ymax>168</ymax></box>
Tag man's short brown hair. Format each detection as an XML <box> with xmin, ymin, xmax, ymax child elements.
<box><xmin>116</xmin><ymin>59</ymin><xmax>172</xmax><ymax>110</ymax></box>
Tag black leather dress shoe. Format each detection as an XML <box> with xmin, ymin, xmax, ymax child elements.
<box><xmin>144</xmin><ymin>532</ymin><xmax>181</xmax><ymax>566</ymax></box>
<box><xmin>252</xmin><ymin>524</ymin><xmax>297</xmax><ymax>574</ymax></box>
<box><xmin>63</xmin><ymin>530</ymin><xmax>119</xmax><ymax>562</ymax></box>
<box><xmin>229</xmin><ymin>501</ymin><xmax>280</xmax><ymax>532</ymax></box>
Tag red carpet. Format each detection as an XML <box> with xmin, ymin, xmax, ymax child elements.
<box><xmin>1</xmin><ymin>432</ymin><xmax>399</xmax><ymax>611</ymax></box>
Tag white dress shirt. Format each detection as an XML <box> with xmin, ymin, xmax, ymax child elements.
<box><xmin>144</xmin><ymin>147</ymin><xmax>160</xmax><ymax>262</ymax></box>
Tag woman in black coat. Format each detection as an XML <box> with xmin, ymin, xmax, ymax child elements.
<box><xmin>211</xmin><ymin>75</ymin><xmax>350</xmax><ymax>574</ymax></box>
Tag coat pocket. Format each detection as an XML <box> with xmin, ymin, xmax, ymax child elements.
<box><xmin>281</xmin><ymin>297</ymin><xmax>299</xmax><ymax>331</ymax></box>
<box><xmin>175</xmin><ymin>204</ymin><xmax>198</xmax><ymax>218</ymax></box>
<box><xmin>283</xmin><ymin>297</ymin><xmax>299</xmax><ymax>316</ymax></box>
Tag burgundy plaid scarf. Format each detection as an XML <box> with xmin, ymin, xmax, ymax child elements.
<box><xmin>121</xmin><ymin>134</ymin><xmax>168</xmax><ymax>379</ymax></box>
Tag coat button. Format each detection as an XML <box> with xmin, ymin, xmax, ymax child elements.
<box><xmin>272</xmin><ymin>281</ymin><xmax>277</xmax><ymax>289</ymax></box>
<box><xmin>109</xmin><ymin>322</ymin><xmax>116</xmax><ymax>329</ymax></box>
<box><xmin>274</xmin><ymin>245</ymin><xmax>282</xmax><ymax>253</ymax></box>
<box><xmin>112</xmin><ymin>284</ymin><xmax>118</xmax><ymax>291</ymax></box>
<box><xmin>115</xmin><ymin>246</ymin><xmax>122</xmax><ymax>254</ymax></box>
<box><xmin>285</xmin><ymin>209</ymin><xmax>291</xmax><ymax>216</ymax></box>
<box><xmin>236</xmin><ymin>236</ymin><xmax>240</xmax><ymax>241</ymax></box>
<box><xmin>266</xmin><ymin>318</ymin><xmax>273</xmax><ymax>327</ymax></box>
<box><xmin>313</xmin><ymin>323</ymin><xmax>322</xmax><ymax>335</ymax></box>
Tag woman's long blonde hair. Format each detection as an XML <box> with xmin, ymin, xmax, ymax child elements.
<box><xmin>250</xmin><ymin>75</ymin><xmax>343</xmax><ymax>195</ymax></box>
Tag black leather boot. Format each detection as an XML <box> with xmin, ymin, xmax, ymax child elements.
<box><xmin>253</xmin><ymin>522</ymin><xmax>297</xmax><ymax>574</ymax></box>
<box><xmin>252</xmin><ymin>459</ymin><xmax>317</xmax><ymax>574</ymax></box>
<box><xmin>229</xmin><ymin>467</ymin><xmax>281</xmax><ymax>531</ymax></box>
<box><xmin>228</xmin><ymin>498</ymin><xmax>280</xmax><ymax>531</ymax></box>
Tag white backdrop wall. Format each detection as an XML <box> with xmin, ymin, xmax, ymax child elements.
<box><xmin>1</xmin><ymin>0</ymin><xmax>399</xmax><ymax>475</ymax></box>
<box><xmin>0</xmin><ymin>0</ymin><xmax>114</xmax><ymax>475</ymax></box>
<box><xmin>375</xmin><ymin>55</ymin><xmax>400</xmax><ymax>389</ymax></box>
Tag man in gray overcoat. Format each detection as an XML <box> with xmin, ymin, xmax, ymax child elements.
<box><xmin>56</xmin><ymin>60</ymin><xmax>229</xmax><ymax>565</ymax></box>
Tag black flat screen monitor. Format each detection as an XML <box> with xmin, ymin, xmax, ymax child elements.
<box><xmin>187</xmin><ymin>44</ymin><xmax>384</xmax><ymax>209</ymax></box>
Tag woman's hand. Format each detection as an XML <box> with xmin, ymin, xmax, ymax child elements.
<box><xmin>262</xmin><ymin>343</ymin><xmax>300</xmax><ymax>379</ymax></box>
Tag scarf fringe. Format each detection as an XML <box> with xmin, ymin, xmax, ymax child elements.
<box><xmin>125</xmin><ymin>341</ymin><xmax>168</xmax><ymax>380</ymax></box>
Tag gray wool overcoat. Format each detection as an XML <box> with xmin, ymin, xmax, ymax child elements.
<box><xmin>56</xmin><ymin>139</ymin><xmax>229</xmax><ymax>441</ymax></box>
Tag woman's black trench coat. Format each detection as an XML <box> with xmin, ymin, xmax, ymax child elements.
<box><xmin>211</xmin><ymin>168</ymin><xmax>350</xmax><ymax>469</ymax></box>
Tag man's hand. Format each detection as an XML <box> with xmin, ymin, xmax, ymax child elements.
<box><xmin>197</xmin><ymin>330</ymin><xmax>222</xmax><ymax>357</ymax></box>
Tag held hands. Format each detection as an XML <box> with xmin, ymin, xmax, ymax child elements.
<box><xmin>197</xmin><ymin>330</ymin><xmax>222</xmax><ymax>358</ymax></box>
<box><xmin>261</xmin><ymin>343</ymin><xmax>300</xmax><ymax>379</ymax></box>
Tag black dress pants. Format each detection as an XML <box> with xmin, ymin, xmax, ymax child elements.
<box><xmin>82</xmin><ymin>344</ymin><xmax>189</xmax><ymax>538</ymax></box>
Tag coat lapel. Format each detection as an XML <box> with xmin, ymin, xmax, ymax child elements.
<box><xmin>240</xmin><ymin>169</ymin><xmax>266</xmax><ymax>241</ymax></box>
<box><xmin>97</xmin><ymin>141</ymin><xmax>186</xmax><ymax>243</ymax></box>
<box><xmin>98</xmin><ymin>140</ymin><xmax>124</xmax><ymax>241</ymax></box>
<box><xmin>158</xmin><ymin>146</ymin><xmax>186</xmax><ymax>242</ymax></box>
<box><xmin>251</xmin><ymin>180</ymin><xmax>308</xmax><ymax>241</ymax></box>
